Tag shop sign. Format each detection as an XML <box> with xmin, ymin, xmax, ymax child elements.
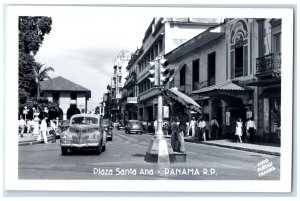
<box><xmin>163</xmin><ymin>106</ymin><xmax>169</xmax><ymax>118</ymax></box>
<box><xmin>127</xmin><ymin>97</ymin><xmax>137</xmax><ymax>104</ymax></box>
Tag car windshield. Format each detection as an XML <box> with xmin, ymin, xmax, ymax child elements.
<box><xmin>129</xmin><ymin>121</ymin><xmax>141</xmax><ymax>127</ymax></box>
<box><xmin>102</xmin><ymin>119</ymin><xmax>110</xmax><ymax>126</ymax></box>
<box><xmin>72</xmin><ymin>117</ymin><xmax>98</xmax><ymax>125</ymax></box>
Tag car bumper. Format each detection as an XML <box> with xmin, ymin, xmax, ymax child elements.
<box><xmin>60</xmin><ymin>142</ymin><xmax>100</xmax><ymax>148</ymax></box>
<box><xmin>128</xmin><ymin>129</ymin><xmax>143</xmax><ymax>133</ymax></box>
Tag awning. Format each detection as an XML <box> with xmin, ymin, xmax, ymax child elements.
<box><xmin>166</xmin><ymin>88</ymin><xmax>201</xmax><ymax>113</ymax></box>
<box><xmin>192</xmin><ymin>80</ymin><xmax>252</xmax><ymax>96</ymax></box>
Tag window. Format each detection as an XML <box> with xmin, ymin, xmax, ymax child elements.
<box><xmin>235</xmin><ymin>46</ymin><xmax>244</xmax><ymax>78</ymax></box>
<box><xmin>207</xmin><ymin>52</ymin><xmax>216</xmax><ymax>86</ymax></box>
<box><xmin>52</xmin><ymin>92</ymin><xmax>60</xmax><ymax>103</ymax></box>
<box><xmin>180</xmin><ymin>65</ymin><xmax>186</xmax><ymax>86</ymax></box>
<box><xmin>273</xmin><ymin>32</ymin><xmax>281</xmax><ymax>53</ymax></box>
<box><xmin>192</xmin><ymin>59</ymin><xmax>199</xmax><ymax>90</ymax></box>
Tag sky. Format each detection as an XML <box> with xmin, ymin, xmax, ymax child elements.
<box><xmin>34</xmin><ymin>7</ymin><xmax>154</xmax><ymax>111</ymax></box>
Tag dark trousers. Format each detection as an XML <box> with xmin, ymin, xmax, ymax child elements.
<box><xmin>248</xmin><ymin>128</ymin><xmax>255</xmax><ymax>143</ymax></box>
<box><xmin>211</xmin><ymin>125</ymin><xmax>218</xmax><ymax>139</ymax></box>
<box><xmin>50</xmin><ymin>130</ymin><xmax>56</xmax><ymax>143</ymax></box>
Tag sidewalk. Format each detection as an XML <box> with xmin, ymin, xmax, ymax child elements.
<box><xmin>147</xmin><ymin>133</ymin><xmax>281</xmax><ymax>156</ymax></box>
<box><xmin>18</xmin><ymin>132</ymin><xmax>53</xmax><ymax>146</ymax></box>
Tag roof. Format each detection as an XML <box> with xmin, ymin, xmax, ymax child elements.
<box><xmin>192</xmin><ymin>81</ymin><xmax>252</xmax><ymax>95</ymax></box>
<box><xmin>40</xmin><ymin>76</ymin><xmax>91</xmax><ymax>98</ymax></box>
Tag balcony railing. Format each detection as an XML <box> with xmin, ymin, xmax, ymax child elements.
<box><xmin>256</xmin><ymin>53</ymin><xmax>281</xmax><ymax>78</ymax></box>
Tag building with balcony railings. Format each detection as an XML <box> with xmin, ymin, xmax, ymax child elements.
<box><xmin>40</xmin><ymin>76</ymin><xmax>91</xmax><ymax>120</ymax></box>
<box><xmin>135</xmin><ymin>17</ymin><xmax>220</xmax><ymax>122</ymax></box>
<box><xmin>164</xmin><ymin>18</ymin><xmax>281</xmax><ymax>144</ymax></box>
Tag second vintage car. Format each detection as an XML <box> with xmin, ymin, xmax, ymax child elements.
<box><xmin>60</xmin><ymin>114</ymin><xmax>107</xmax><ymax>155</ymax></box>
<box><xmin>102</xmin><ymin>118</ymin><xmax>113</xmax><ymax>141</ymax></box>
<box><xmin>125</xmin><ymin>120</ymin><xmax>143</xmax><ymax>134</ymax></box>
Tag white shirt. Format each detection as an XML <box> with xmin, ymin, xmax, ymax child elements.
<box><xmin>190</xmin><ymin>120</ymin><xmax>196</xmax><ymax>127</ymax></box>
<box><xmin>19</xmin><ymin>119</ymin><xmax>26</xmax><ymax>127</ymax></box>
<box><xmin>198</xmin><ymin>120</ymin><xmax>206</xmax><ymax>128</ymax></box>
<box><xmin>210</xmin><ymin>119</ymin><xmax>219</xmax><ymax>127</ymax></box>
<box><xmin>247</xmin><ymin>120</ymin><xmax>256</xmax><ymax>130</ymax></box>
<box><xmin>40</xmin><ymin>119</ymin><xmax>48</xmax><ymax>132</ymax></box>
<box><xmin>50</xmin><ymin>120</ymin><xmax>56</xmax><ymax>130</ymax></box>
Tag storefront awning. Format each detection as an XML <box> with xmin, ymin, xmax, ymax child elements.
<box><xmin>166</xmin><ymin>88</ymin><xmax>201</xmax><ymax>113</ymax></box>
<box><xmin>192</xmin><ymin>80</ymin><xmax>252</xmax><ymax>96</ymax></box>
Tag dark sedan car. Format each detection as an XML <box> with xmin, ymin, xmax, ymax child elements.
<box><xmin>102</xmin><ymin>118</ymin><xmax>113</xmax><ymax>141</ymax></box>
<box><xmin>125</xmin><ymin>120</ymin><xmax>143</xmax><ymax>134</ymax></box>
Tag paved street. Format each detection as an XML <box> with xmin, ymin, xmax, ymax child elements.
<box><xmin>19</xmin><ymin>129</ymin><xmax>280</xmax><ymax>180</ymax></box>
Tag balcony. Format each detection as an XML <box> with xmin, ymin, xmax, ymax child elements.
<box><xmin>256</xmin><ymin>53</ymin><xmax>281</xmax><ymax>79</ymax></box>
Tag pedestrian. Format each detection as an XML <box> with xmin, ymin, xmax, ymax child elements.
<box><xmin>19</xmin><ymin>115</ymin><xmax>26</xmax><ymax>137</ymax></box>
<box><xmin>244</xmin><ymin>117</ymin><xmax>250</xmax><ymax>143</ymax></box>
<box><xmin>210</xmin><ymin>116</ymin><xmax>219</xmax><ymax>140</ymax></box>
<box><xmin>198</xmin><ymin>117</ymin><xmax>206</xmax><ymax>141</ymax></box>
<box><xmin>246</xmin><ymin>117</ymin><xmax>256</xmax><ymax>143</ymax></box>
<box><xmin>189</xmin><ymin>117</ymin><xmax>197</xmax><ymax>139</ymax></box>
<box><xmin>37</xmin><ymin>115</ymin><xmax>48</xmax><ymax>144</ymax></box>
<box><xmin>235</xmin><ymin>117</ymin><xmax>243</xmax><ymax>143</ymax></box>
<box><xmin>50</xmin><ymin>118</ymin><xmax>57</xmax><ymax>143</ymax></box>
<box><xmin>27</xmin><ymin>119</ymin><xmax>33</xmax><ymax>134</ymax></box>
<box><xmin>178</xmin><ymin>121</ymin><xmax>186</xmax><ymax>152</ymax></box>
<box><xmin>185</xmin><ymin>121</ymin><xmax>190</xmax><ymax>137</ymax></box>
<box><xmin>154</xmin><ymin>120</ymin><xmax>157</xmax><ymax>134</ymax></box>
<box><xmin>171</xmin><ymin>117</ymin><xmax>180</xmax><ymax>151</ymax></box>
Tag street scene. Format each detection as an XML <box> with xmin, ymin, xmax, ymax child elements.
<box><xmin>17</xmin><ymin>14</ymin><xmax>282</xmax><ymax>181</ymax></box>
<box><xmin>19</xmin><ymin>128</ymin><xmax>280</xmax><ymax>180</ymax></box>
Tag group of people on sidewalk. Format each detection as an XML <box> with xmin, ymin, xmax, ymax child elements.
<box><xmin>19</xmin><ymin>113</ymin><xmax>58</xmax><ymax>144</ymax></box>
<box><xmin>186</xmin><ymin>116</ymin><xmax>220</xmax><ymax>141</ymax></box>
<box><xmin>168</xmin><ymin>115</ymin><xmax>257</xmax><ymax>153</ymax></box>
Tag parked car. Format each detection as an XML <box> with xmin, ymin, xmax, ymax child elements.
<box><xmin>57</xmin><ymin>120</ymin><xmax>70</xmax><ymax>138</ymax></box>
<box><xmin>60</xmin><ymin>114</ymin><xmax>107</xmax><ymax>155</ymax></box>
<box><xmin>125</xmin><ymin>120</ymin><xmax>143</xmax><ymax>134</ymax></box>
<box><xmin>102</xmin><ymin>118</ymin><xmax>113</xmax><ymax>141</ymax></box>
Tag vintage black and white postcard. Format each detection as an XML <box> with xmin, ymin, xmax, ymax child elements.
<box><xmin>3</xmin><ymin>0</ymin><xmax>295</xmax><ymax>194</ymax></box>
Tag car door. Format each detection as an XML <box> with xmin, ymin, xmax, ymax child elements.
<box><xmin>100</xmin><ymin>118</ymin><xmax>107</xmax><ymax>146</ymax></box>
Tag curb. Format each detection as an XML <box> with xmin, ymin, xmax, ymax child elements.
<box><xmin>185</xmin><ymin>139</ymin><xmax>280</xmax><ymax>156</ymax></box>
<box><xmin>18</xmin><ymin>136</ymin><xmax>53</xmax><ymax>146</ymax></box>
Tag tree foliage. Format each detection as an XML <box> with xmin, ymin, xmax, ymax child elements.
<box><xmin>18</xmin><ymin>16</ymin><xmax>58</xmax><ymax>117</ymax></box>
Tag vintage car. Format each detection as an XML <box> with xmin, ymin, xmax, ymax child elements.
<box><xmin>60</xmin><ymin>114</ymin><xmax>107</xmax><ymax>155</ymax></box>
<box><xmin>57</xmin><ymin>120</ymin><xmax>70</xmax><ymax>138</ymax></box>
<box><xmin>102</xmin><ymin>118</ymin><xmax>113</xmax><ymax>141</ymax></box>
<box><xmin>125</xmin><ymin>120</ymin><xmax>143</xmax><ymax>134</ymax></box>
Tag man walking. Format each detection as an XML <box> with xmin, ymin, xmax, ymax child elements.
<box><xmin>189</xmin><ymin>117</ymin><xmax>197</xmax><ymax>139</ymax></box>
<box><xmin>198</xmin><ymin>117</ymin><xmax>206</xmax><ymax>141</ymax></box>
<box><xmin>246</xmin><ymin>117</ymin><xmax>256</xmax><ymax>143</ymax></box>
<box><xmin>37</xmin><ymin>115</ymin><xmax>48</xmax><ymax>144</ymax></box>
<box><xmin>19</xmin><ymin>115</ymin><xmax>26</xmax><ymax>137</ymax></box>
<box><xmin>210</xmin><ymin>116</ymin><xmax>219</xmax><ymax>140</ymax></box>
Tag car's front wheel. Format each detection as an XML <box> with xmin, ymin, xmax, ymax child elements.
<box><xmin>95</xmin><ymin>144</ymin><xmax>102</xmax><ymax>155</ymax></box>
<box><xmin>61</xmin><ymin>147</ymin><xmax>68</xmax><ymax>155</ymax></box>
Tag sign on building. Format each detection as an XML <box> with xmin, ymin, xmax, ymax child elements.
<box><xmin>127</xmin><ymin>97</ymin><xmax>138</xmax><ymax>104</ymax></box>
<box><xmin>163</xmin><ymin>106</ymin><xmax>169</xmax><ymax>118</ymax></box>
<box><xmin>226</xmin><ymin>111</ymin><xmax>230</xmax><ymax>126</ymax></box>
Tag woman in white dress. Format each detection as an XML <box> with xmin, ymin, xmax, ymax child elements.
<box><xmin>235</xmin><ymin>117</ymin><xmax>243</xmax><ymax>143</ymax></box>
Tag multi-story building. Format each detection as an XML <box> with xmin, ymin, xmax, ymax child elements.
<box><xmin>110</xmin><ymin>50</ymin><xmax>131</xmax><ymax>122</ymax></box>
<box><xmin>165</xmin><ymin>18</ymin><xmax>281</xmax><ymax>143</ymax></box>
<box><xmin>40</xmin><ymin>76</ymin><xmax>91</xmax><ymax>120</ymax></box>
<box><xmin>135</xmin><ymin>17</ymin><xmax>220</xmax><ymax>123</ymax></box>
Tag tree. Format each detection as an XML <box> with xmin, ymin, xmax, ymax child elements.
<box><xmin>18</xmin><ymin>16</ymin><xmax>53</xmax><ymax>115</ymax></box>
<box><xmin>33</xmin><ymin>62</ymin><xmax>54</xmax><ymax>98</ymax></box>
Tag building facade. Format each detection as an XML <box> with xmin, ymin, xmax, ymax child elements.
<box><xmin>40</xmin><ymin>76</ymin><xmax>91</xmax><ymax>120</ymax></box>
<box><xmin>110</xmin><ymin>50</ymin><xmax>131</xmax><ymax>122</ymax></box>
<box><xmin>135</xmin><ymin>17</ymin><xmax>220</xmax><ymax>123</ymax></box>
<box><xmin>165</xmin><ymin>18</ymin><xmax>281</xmax><ymax>143</ymax></box>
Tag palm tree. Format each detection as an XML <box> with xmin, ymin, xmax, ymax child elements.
<box><xmin>33</xmin><ymin>62</ymin><xmax>54</xmax><ymax>98</ymax></box>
